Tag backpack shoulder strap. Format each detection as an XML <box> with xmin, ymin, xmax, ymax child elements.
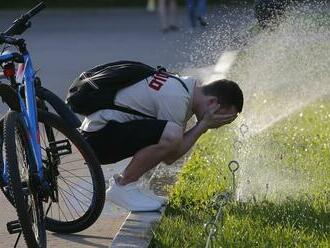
<box><xmin>168</xmin><ymin>74</ymin><xmax>189</xmax><ymax>93</ymax></box>
<box><xmin>159</xmin><ymin>71</ymin><xmax>189</xmax><ymax>93</ymax></box>
<box><xmin>105</xmin><ymin>65</ymin><xmax>189</xmax><ymax>119</ymax></box>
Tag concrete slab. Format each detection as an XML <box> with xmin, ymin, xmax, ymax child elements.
<box><xmin>111</xmin><ymin>209</ymin><xmax>164</xmax><ymax>248</ymax></box>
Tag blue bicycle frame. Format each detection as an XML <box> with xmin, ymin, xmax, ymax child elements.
<box><xmin>0</xmin><ymin>51</ymin><xmax>44</xmax><ymax>185</ymax></box>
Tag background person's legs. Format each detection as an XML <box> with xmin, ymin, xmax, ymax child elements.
<box><xmin>197</xmin><ymin>0</ymin><xmax>206</xmax><ymax>18</ymax></box>
<box><xmin>168</xmin><ymin>0</ymin><xmax>179</xmax><ymax>30</ymax></box>
<box><xmin>197</xmin><ymin>0</ymin><xmax>208</xmax><ymax>26</ymax></box>
<box><xmin>158</xmin><ymin>0</ymin><xmax>169</xmax><ymax>31</ymax></box>
<box><xmin>186</xmin><ymin>0</ymin><xmax>197</xmax><ymax>28</ymax></box>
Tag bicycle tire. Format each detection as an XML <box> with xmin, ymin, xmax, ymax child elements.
<box><xmin>36</xmin><ymin>86</ymin><xmax>81</xmax><ymax>128</ymax></box>
<box><xmin>0</xmin><ymin>128</ymin><xmax>4</xmax><ymax>186</ymax></box>
<box><xmin>0</xmin><ymin>83</ymin><xmax>81</xmax><ymax>128</ymax></box>
<box><xmin>38</xmin><ymin>111</ymin><xmax>105</xmax><ymax>233</ymax></box>
<box><xmin>4</xmin><ymin>111</ymin><xmax>47</xmax><ymax>248</ymax></box>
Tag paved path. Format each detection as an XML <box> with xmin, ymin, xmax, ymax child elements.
<box><xmin>0</xmin><ymin>194</ymin><xmax>126</xmax><ymax>248</ymax></box>
<box><xmin>0</xmin><ymin>142</ymin><xmax>129</xmax><ymax>247</ymax></box>
<box><xmin>0</xmin><ymin>7</ymin><xmax>254</xmax><ymax>247</ymax></box>
<box><xmin>0</xmin><ymin>191</ymin><xmax>126</xmax><ymax>247</ymax></box>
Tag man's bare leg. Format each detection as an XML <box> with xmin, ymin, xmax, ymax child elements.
<box><xmin>118</xmin><ymin>122</ymin><xmax>182</xmax><ymax>185</ymax></box>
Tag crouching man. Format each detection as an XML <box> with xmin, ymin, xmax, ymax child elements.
<box><xmin>80</xmin><ymin>75</ymin><xmax>243</xmax><ymax>211</ymax></box>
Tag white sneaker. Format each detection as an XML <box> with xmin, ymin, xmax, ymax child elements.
<box><xmin>106</xmin><ymin>176</ymin><xmax>162</xmax><ymax>212</ymax></box>
<box><xmin>140</xmin><ymin>189</ymin><xmax>168</xmax><ymax>206</ymax></box>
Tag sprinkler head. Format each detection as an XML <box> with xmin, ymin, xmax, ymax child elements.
<box><xmin>228</xmin><ymin>160</ymin><xmax>240</xmax><ymax>172</ymax></box>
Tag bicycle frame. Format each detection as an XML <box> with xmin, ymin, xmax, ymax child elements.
<box><xmin>0</xmin><ymin>51</ymin><xmax>44</xmax><ymax>185</ymax></box>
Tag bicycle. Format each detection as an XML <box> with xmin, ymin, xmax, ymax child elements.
<box><xmin>0</xmin><ymin>2</ymin><xmax>106</xmax><ymax>247</ymax></box>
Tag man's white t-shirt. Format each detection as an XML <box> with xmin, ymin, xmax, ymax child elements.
<box><xmin>80</xmin><ymin>74</ymin><xmax>196</xmax><ymax>132</ymax></box>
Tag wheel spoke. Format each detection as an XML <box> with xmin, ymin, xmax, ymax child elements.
<box><xmin>58</xmin><ymin>167</ymin><xmax>93</xmax><ymax>186</ymax></box>
<box><xmin>58</xmin><ymin>167</ymin><xmax>88</xmax><ymax>172</ymax></box>
<box><xmin>57</xmin><ymin>185</ymin><xmax>91</xmax><ymax>208</ymax></box>
<box><xmin>59</xmin><ymin>175</ymin><xmax>93</xmax><ymax>193</ymax></box>
<box><xmin>58</xmin><ymin>189</ymin><xmax>76</xmax><ymax>220</ymax></box>
<box><xmin>57</xmin><ymin>176</ymin><xmax>86</xmax><ymax>213</ymax></box>
<box><xmin>59</xmin><ymin>158</ymin><xmax>86</xmax><ymax>166</ymax></box>
<box><xmin>56</xmin><ymin>194</ymin><xmax>68</xmax><ymax>222</ymax></box>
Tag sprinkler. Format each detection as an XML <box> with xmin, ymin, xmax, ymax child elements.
<box><xmin>233</xmin><ymin>139</ymin><xmax>243</xmax><ymax>151</ymax></box>
<box><xmin>233</xmin><ymin>124</ymin><xmax>249</xmax><ymax>151</ymax></box>
<box><xmin>228</xmin><ymin>160</ymin><xmax>240</xmax><ymax>196</ymax></box>
<box><xmin>204</xmin><ymin>193</ymin><xmax>229</xmax><ymax>248</ymax></box>
<box><xmin>240</xmin><ymin>123</ymin><xmax>249</xmax><ymax>138</ymax></box>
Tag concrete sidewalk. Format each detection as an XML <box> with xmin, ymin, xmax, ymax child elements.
<box><xmin>0</xmin><ymin>191</ymin><xmax>127</xmax><ymax>247</ymax></box>
<box><xmin>0</xmin><ymin>161</ymin><xmax>130</xmax><ymax>248</ymax></box>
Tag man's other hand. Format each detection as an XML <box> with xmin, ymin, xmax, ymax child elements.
<box><xmin>200</xmin><ymin>104</ymin><xmax>238</xmax><ymax>130</ymax></box>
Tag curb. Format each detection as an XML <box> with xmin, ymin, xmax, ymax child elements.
<box><xmin>110</xmin><ymin>207</ymin><xmax>165</xmax><ymax>248</ymax></box>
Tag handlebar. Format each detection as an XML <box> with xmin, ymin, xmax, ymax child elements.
<box><xmin>0</xmin><ymin>35</ymin><xmax>23</xmax><ymax>46</ymax></box>
<box><xmin>0</xmin><ymin>52</ymin><xmax>24</xmax><ymax>64</ymax></box>
<box><xmin>2</xmin><ymin>2</ymin><xmax>46</xmax><ymax>37</ymax></box>
<box><xmin>25</xmin><ymin>2</ymin><xmax>46</xmax><ymax>19</ymax></box>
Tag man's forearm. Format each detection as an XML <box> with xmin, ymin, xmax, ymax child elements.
<box><xmin>164</xmin><ymin>121</ymin><xmax>208</xmax><ymax>164</ymax></box>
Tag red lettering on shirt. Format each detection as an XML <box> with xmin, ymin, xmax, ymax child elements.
<box><xmin>154</xmin><ymin>74</ymin><xmax>167</xmax><ymax>81</ymax></box>
<box><xmin>149</xmin><ymin>73</ymin><xmax>169</xmax><ymax>91</ymax></box>
<box><xmin>149</xmin><ymin>79</ymin><xmax>163</xmax><ymax>91</ymax></box>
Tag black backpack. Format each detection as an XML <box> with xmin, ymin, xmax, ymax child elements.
<box><xmin>66</xmin><ymin>61</ymin><xmax>188</xmax><ymax>117</ymax></box>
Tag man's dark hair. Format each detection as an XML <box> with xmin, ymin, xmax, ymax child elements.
<box><xmin>202</xmin><ymin>79</ymin><xmax>244</xmax><ymax>113</ymax></box>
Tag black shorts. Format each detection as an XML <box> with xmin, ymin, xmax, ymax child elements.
<box><xmin>81</xmin><ymin>119</ymin><xmax>167</xmax><ymax>164</ymax></box>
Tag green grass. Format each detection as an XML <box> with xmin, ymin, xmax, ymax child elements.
<box><xmin>150</xmin><ymin>9</ymin><xmax>330</xmax><ymax>247</ymax></box>
<box><xmin>150</xmin><ymin>98</ymin><xmax>330</xmax><ymax>247</ymax></box>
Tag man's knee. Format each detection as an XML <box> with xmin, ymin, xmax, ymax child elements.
<box><xmin>159</xmin><ymin>122</ymin><xmax>183</xmax><ymax>152</ymax></box>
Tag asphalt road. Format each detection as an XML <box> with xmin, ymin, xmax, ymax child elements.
<box><xmin>0</xmin><ymin>7</ymin><xmax>254</xmax><ymax>247</ymax></box>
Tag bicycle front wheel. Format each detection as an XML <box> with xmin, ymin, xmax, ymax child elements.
<box><xmin>4</xmin><ymin>111</ymin><xmax>47</xmax><ymax>248</ymax></box>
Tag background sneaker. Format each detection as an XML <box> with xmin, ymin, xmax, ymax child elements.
<box><xmin>198</xmin><ymin>17</ymin><xmax>208</xmax><ymax>27</ymax></box>
<box><xmin>169</xmin><ymin>25</ymin><xmax>179</xmax><ymax>32</ymax></box>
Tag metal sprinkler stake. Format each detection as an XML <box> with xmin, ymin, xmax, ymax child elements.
<box><xmin>228</xmin><ymin>160</ymin><xmax>240</xmax><ymax>199</ymax></box>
